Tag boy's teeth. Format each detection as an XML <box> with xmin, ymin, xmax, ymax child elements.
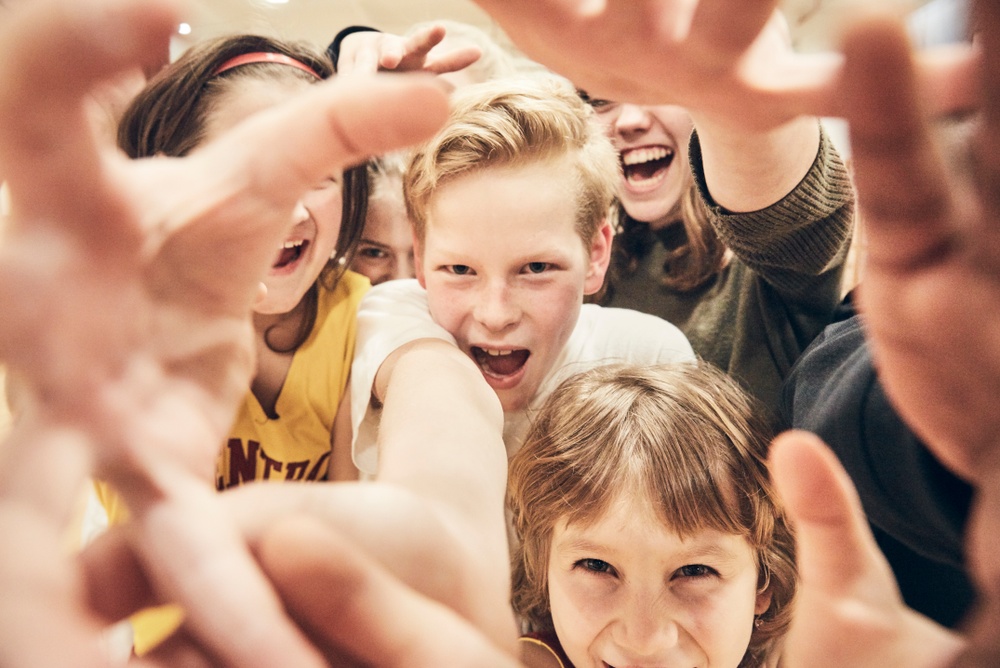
<box><xmin>486</xmin><ymin>349</ymin><xmax>512</xmax><ymax>356</ymax></box>
<box><xmin>281</xmin><ymin>239</ymin><xmax>304</xmax><ymax>249</ymax></box>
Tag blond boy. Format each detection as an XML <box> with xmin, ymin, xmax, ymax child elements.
<box><xmin>348</xmin><ymin>76</ymin><xmax>695</xmax><ymax>477</ymax></box>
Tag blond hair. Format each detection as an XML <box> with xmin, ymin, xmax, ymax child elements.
<box><xmin>404</xmin><ymin>75</ymin><xmax>620</xmax><ymax>250</ymax></box>
<box><xmin>508</xmin><ymin>362</ymin><xmax>795</xmax><ymax>668</ymax></box>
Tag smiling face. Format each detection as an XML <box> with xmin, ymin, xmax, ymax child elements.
<box><xmin>351</xmin><ymin>172</ymin><xmax>415</xmax><ymax>286</ymax></box>
<box><xmin>547</xmin><ymin>491</ymin><xmax>769</xmax><ymax>668</ymax></box>
<box><xmin>592</xmin><ymin>102</ymin><xmax>694</xmax><ymax>230</ymax></box>
<box><xmin>202</xmin><ymin>78</ymin><xmax>344</xmax><ymax>315</ymax></box>
<box><xmin>416</xmin><ymin>158</ymin><xmax>611</xmax><ymax>413</ymax></box>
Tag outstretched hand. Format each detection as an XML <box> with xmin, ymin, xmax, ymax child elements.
<box><xmin>0</xmin><ymin>0</ymin><xmax>448</xmax><ymax>665</ymax></box>
<box><xmin>769</xmin><ymin>431</ymin><xmax>965</xmax><ymax>668</ymax></box>
<box><xmin>336</xmin><ymin>23</ymin><xmax>482</xmax><ymax>77</ymax></box>
<box><xmin>841</xmin><ymin>7</ymin><xmax>1000</xmax><ymax>667</ymax></box>
<box><xmin>843</xmin><ymin>11</ymin><xmax>997</xmax><ymax>485</ymax></box>
<box><xmin>471</xmin><ymin>0</ymin><xmax>839</xmax><ymax>127</ymax></box>
<box><xmin>471</xmin><ymin>0</ymin><xmax>978</xmax><ymax>127</ymax></box>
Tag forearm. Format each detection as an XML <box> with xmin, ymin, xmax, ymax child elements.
<box><xmin>690</xmin><ymin>112</ymin><xmax>821</xmax><ymax>212</ymax></box>
<box><xmin>690</xmin><ymin>124</ymin><xmax>855</xmax><ymax>295</ymax></box>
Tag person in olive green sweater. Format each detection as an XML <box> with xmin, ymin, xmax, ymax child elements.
<box><xmin>599</xmin><ymin>118</ymin><xmax>854</xmax><ymax>421</ymax></box>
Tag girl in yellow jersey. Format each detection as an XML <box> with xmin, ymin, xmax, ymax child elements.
<box><xmin>96</xmin><ymin>33</ymin><xmax>370</xmax><ymax>654</ymax></box>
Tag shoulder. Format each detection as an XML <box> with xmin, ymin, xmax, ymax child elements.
<box><xmin>575</xmin><ymin>304</ymin><xmax>695</xmax><ymax>361</ymax></box>
<box><xmin>358</xmin><ymin>278</ymin><xmax>426</xmax><ymax>310</ymax></box>
<box><xmin>318</xmin><ymin>270</ymin><xmax>370</xmax><ymax>311</ymax></box>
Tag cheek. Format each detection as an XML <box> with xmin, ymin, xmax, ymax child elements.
<box><xmin>424</xmin><ymin>282</ymin><xmax>465</xmax><ymax>333</ymax></box>
<box><xmin>676</xmin><ymin>581</ymin><xmax>758</xmax><ymax>661</ymax></box>
<box><xmin>313</xmin><ymin>191</ymin><xmax>344</xmax><ymax>251</ymax></box>
<box><xmin>548</xmin><ymin>571</ymin><xmax>613</xmax><ymax>651</ymax></box>
<box><xmin>533</xmin><ymin>286</ymin><xmax>582</xmax><ymax>348</ymax></box>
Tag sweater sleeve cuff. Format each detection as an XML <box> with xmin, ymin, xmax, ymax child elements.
<box><xmin>326</xmin><ymin>25</ymin><xmax>381</xmax><ymax>71</ymax></box>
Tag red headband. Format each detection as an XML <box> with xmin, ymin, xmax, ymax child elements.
<box><xmin>212</xmin><ymin>52</ymin><xmax>322</xmax><ymax>79</ymax></box>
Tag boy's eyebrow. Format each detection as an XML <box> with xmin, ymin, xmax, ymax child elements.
<box><xmin>673</xmin><ymin>542</ymin><xmax>742</xmax><ymax>564</ymax></box>
<box><xmin>556</xmin><ymin>533</ymin><xmax>747</xmax><ymax>565</ymax></box>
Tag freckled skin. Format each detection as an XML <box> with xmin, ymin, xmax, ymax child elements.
<box><xmin>416</xmin><ymin>158</ymin><xmax>610</xmax><ymax>412</ymax></box>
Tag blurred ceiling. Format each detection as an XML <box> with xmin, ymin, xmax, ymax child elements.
<box><xmin>172</xmin><ymin>0</ymin><xmax>941</xmax><ymax>58</ymax></box>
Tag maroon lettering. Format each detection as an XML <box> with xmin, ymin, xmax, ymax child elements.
<box><xmin>261</xmin><ymin>452</ymin><xmax>283</xmax><ymax>480</ymax></box>
<box><xmin>285</xmin><ymin>460</ymin><xmax>309</xmax><ymax>481</ymax></box>
<box><xmin>306</xmin><ymin>451</ymin><xmax>331</xmax><ymax>481</ymax></box>
<box><xmin>225</xmin><ymin>438</ymin><xmax>259</xmax><ymax>489</ymax></box>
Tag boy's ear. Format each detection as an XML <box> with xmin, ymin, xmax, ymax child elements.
<box><xmin>413</xmin><ymin>229</ymin><xmax>427</xmax><ymax>289</ymax></box>
<box><xmin>583</xmin><ymin>218</ymin><xmax>614</xmax><ymax>296</ymax></box>
<box><xmin>754</xmin><ymin>586</ymin><xmax>773</xmax><ymax>617</ymax></box>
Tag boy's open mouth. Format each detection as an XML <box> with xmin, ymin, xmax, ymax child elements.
<box><xmin>272</xmin><ymin>239</ymin><xmax>309</xmax><ymax>270</ymax></box>
<box><xmin>471</xmin><ymin>346</ymin><xmax>530</xmax><ymax>378</ymax></box>
<box><xmin>622</xmin><ymin>145</ymin><xmax>675</xmax><ymax>186</ymax></box>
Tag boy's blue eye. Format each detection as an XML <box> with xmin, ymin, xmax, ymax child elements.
<box><xmin>576</xmin><ymin>558</ymin><xmax>614</xmax><ymax>575</ymax></box>
<box><xmin>447</xmin><ymin>265</ymin><xmax>472</xmax><ymax>275</ymax></box>
<box><xmin>677</xmin><ymin>564</ymin><xmax>715</xmax><ymax>578</ymax></box>
<box><xmin>525</xmin><ymin>262</ymin><xmax>550</xmax><ymax>274</ymax></box>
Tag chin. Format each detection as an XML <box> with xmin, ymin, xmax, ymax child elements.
<box><xmin>621</xmin><ymin>199</ymin><xmax>676</xmax><ymax>225</ymax></box>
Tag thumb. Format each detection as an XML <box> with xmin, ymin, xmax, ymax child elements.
<box><xmin>769</xmin><ymin>429</ymin><xmax>899</xmax><ymax>598</ymax></box>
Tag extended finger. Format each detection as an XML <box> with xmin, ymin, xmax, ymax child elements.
<box><xmin>0</xmin><ymin>0</ymin><xmax>177</xmax><ymax>236</ymax></box>
<box><xmin>0</xmin><ymin>422</ymin><xmax>93</xmax><ymax>529</ymax></box>
<box><xmin>150</xmin><ymin>74</ymin><xmax>448</xmax><ymax>312</ymax></box>
<box><xmin>769</xmin><ymin>430</ymin><xmax>897</xmax><ymax>594</ymax></box>
<box><xmin>401</xmin><ymin>24</ymin><xmax>448</xmax><ymax>63</ymax></box>
<box><xmin>0</xmin><ymin>425</ymin><xmax>109</xmax><ymax>668</ymax></box>
<box><xmin>425</xmin><ymin>46</ymin><xmax>484</xmax><ymax>76</ymax></box>
<box><xmin>841</xmin><ymin>14</ymin><xmax>955</xmax><ymax>271</ymax></box>
<box><xmin>259</xmin><ymin>516</ymin><xmax>521</xmax><ymax>667</ymax></box>
<box><xmin>79</xmin><ymin>527</ymin><xmax>157</xmax><ymax>622</ymax></box>
<box><xmin>973</xmin><ymin>0</ymin><xmax>1000</xmax><ymax>215</ymax></box>
<box><xmin>129</xmin><ymin>487</ymin><xmax>326</xmax><ymax>668</ymax></box>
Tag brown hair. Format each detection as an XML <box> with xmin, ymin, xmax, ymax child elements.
<box><xmin>610</xmin><ymin>184</ymin><xmax>726</xmax><ymax>294</ymax></box>
<box><xmin>404</xmin><ymin>75</ymin><xmax>619</xmax><ymax>252</ymax></box>
<box><xmin>118</xmin><ymin>34</ymin><xmax>368</xmax><ymax>352</ymax></box>
<box><xmin>508</xmin><ymin>362</ymin><xmax>795</xmax><ymax>667</ymax></box>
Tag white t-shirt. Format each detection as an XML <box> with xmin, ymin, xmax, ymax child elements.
<box><xmin>350</xmin><ymin>279</ymin><xmax>695</xmax><ymax>475</ymax></box>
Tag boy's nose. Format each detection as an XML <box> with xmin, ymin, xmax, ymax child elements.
<box><xmin>473</xmin><ymin>282</ymin><xmax>520</xmax><ymax>332</ymax></box>
<box><xmin>611</xmin><ymin>596</ymin><xmax>680</xmax><ymax>660</ymax></box>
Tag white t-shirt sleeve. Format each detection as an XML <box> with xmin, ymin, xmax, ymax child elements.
<box><xmin>350</xmin><ymin>279</ymin><xmax>455</xmax><ymax>475</ymax></box>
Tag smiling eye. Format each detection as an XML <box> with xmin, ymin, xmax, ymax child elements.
<box><xmin>677</xmin><ymin>564</ymin><xmax>716</xmax><ymax>578</ymax></box>
<box><xmin>446</xmin><ymin>264</ymin><xmax>473</xmax><ymax>276</ymax></box>
<box><xmin>524</xmin><ymin>262</ymin><xmax>550</xmax><ymax>274</ymax></box>
<box><xmin>575</xmin><ymin>558</ymin><xmax>615</xmax><ymax>575</ymax></box>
